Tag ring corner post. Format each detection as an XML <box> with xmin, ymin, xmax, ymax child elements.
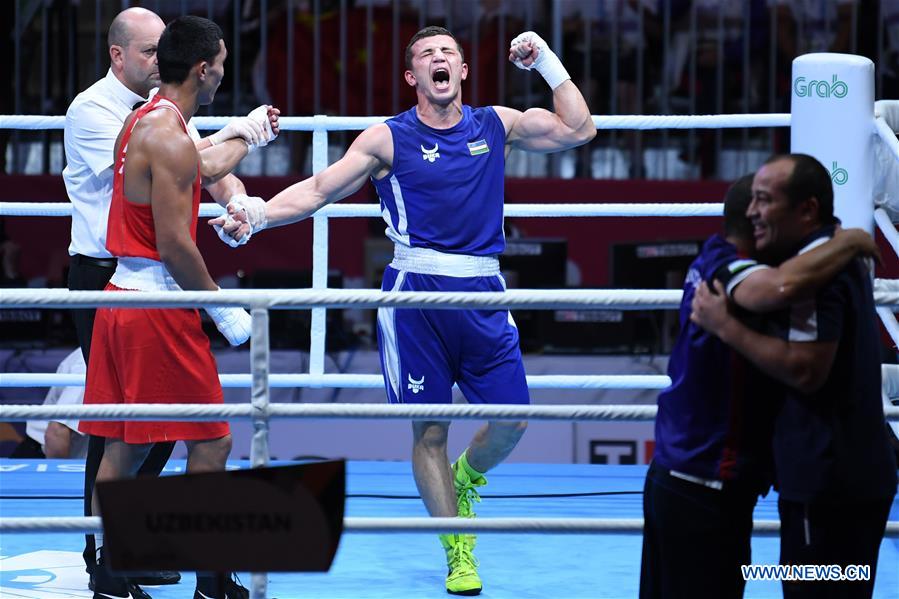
<box><xmin>310</xmin><ymin>116</ymin><xmax>329</xmax><ymax>376</ymax></box>
<box><xmin>249</xmin><ymin>307</ymin><xmax>271</xmax><ymax>599</ymax></box>
<box><xmin>790</xmin><ymin>53</ymin><xmax>875</xmax><ymax>233</ymax></box>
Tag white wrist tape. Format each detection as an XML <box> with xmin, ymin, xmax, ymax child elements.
<box><xmin>205</xmin><ymin>301</ymin><xmax>252</xmax><ymax>346</ymax></box>
<box><xmin>213</xmin><ymin>213</ymin><xmax>249</xmax><ymax>248</ymax></box>
<box><xmin>509</xmin><ymin>31</ymin><xmax>570</xmax><ymax>90</ymax></box>
<box><xmin>229</xmin><ymin>194</ymin><xmax>267</xmax><ymax>232</ymax></box>
<box><xmin>212</xmin><ymin>194</ymin><xmax>267</xmax><ymax>248</ymax></box>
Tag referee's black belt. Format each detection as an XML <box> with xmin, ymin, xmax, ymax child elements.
<box><xmin>70</xmin><ymin>254</ymin><xmax>117</xmax><ymax>269</ymax></box>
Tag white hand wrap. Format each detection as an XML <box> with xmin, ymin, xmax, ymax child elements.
<box><xmin>229</xmin><ymin>193</ymin><xmax>267</xmax><ymax>232</ymax></box>
<box><xmin>212</xmin><ymin>194</ymin><xmax>267</xmax><ymax>248</ymax></box>
<box><xmin>207</xmin><ymin>117</ymin><xmax>264</xmax><ymax>148</ymax></box>
<box><xmin>245</xmin><ymin>105</ymin><xmax>277</xmax><ymax>152</ymax></box>
<box><xmin>213</xmin><ymin>213</ymin><xmax>249</xmax><ymax>248</ymax></box>
<box><xmin>509</xmin><ymin>31</ymin><xmax>571</xmax><ymax>90</ymax></box>
<box><xmin>205</xmin><ymin>303</ymin><xmax>252</xmax><ymax>346</ymax></box>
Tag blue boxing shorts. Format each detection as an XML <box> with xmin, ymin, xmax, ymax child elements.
<box><xmin>376</xmin><ymin>264</ymin><xmax>530</xmax><ymax>405</ymax></box>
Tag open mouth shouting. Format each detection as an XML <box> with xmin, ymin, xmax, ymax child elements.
<box><xmin>432</xmin><ymin>67</ymin><xmax>450</xmax><ymax>91</ymax></box>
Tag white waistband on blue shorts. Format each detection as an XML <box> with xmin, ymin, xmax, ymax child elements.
<box><xmin>109</xmin><ymin>257</ymin><xmax>182</xmax><ymax>292</ymax></box>
<box><xmin>389</xmin><ymin>244</ymin><xmax>500</xmax><ymax>277</ymax></box>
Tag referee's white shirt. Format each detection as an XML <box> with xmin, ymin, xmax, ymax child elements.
<box><xmin>63</xmin><ymin>70</ymin><xmax>201</xmax><ymax>259</ymax></box>
<box><xmin>25</xmin><ymin>348</ymin><xmax>89</xmax><ymax>459</ymax></box>
<box><xmin>63</xmin><ymin>69</ymin><xmax>145</xmax><ymax>259</ymax></box>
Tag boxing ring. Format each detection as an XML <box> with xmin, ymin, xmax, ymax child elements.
<box><xmin>3</xmin><ymin>54</ymin><xmax>899</xmax><ymax>597</ymax></box>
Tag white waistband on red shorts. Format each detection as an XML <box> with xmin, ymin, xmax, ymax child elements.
<box><xmin>109</xmin><ymin>257</ymin><xmax>182</xmax><ymax>291</ymax></box>
<box><xmin>389</xmin><ymin>244</ymin><xmax>500</xmax><ymax>277</ymax></box>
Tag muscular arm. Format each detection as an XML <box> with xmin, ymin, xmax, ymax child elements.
<box><xmin>263</xmin><ymin>125</ymin><xmax>391</xmax><ymax>228</ymax></box>
<box><xmin>495</xmin><ymin>80</ymin><xmax>596</xmax><ymax>153</ymax></box>
<box><xmin>205</xmin><ymin>174</ymin><xmax>247</xmax><ymax>207</ymax></box>
<box><xmin>692</xmin><ymin>280</ymin><xmax>838</xmax><ymax>394</ymax></box>
<box><xmin>197</xmin><ymin>138</ymin><xmax>249</xmax><ymax>186</ymax></box>
<box><xmin>731</xmin><ymin>228</ymin><xmax>879</xmax><ymax>312</ymax></box>
<box><xmin>146</xmin><ymin>127</ymin><xmax>218</xmax><ymax>291</ymax></box>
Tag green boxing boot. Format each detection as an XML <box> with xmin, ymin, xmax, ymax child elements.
<box><xmin>452</xmin><ymin>450</ymin><xmax>487</xmax><ymax>519</ymax></box>
<box><xmin>439</xmin><ymin>533</ymin><xmax>482</xmax><ymax>596</ymax></box>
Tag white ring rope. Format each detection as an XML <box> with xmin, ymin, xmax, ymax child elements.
<box><xmin>0</xmin><ymin>403</ymin><xmax>662</xmax><ymax>422</ymax></box>
<box><xmin>875</xmin><ymin>208</ymin><xmax>899</xmax><ymax>260</ymax></box>
<box><xmin>594</xmin><ymin>114</ymin><xmax>791</xmax><ymax>129</ymax></box>
<box><xmin>2</xmin><ymin>286</ymin><xmax>897</xmax><ymax>310</ymax></box>
<box><xmin>2</xmin><ymin>402</ymin><xmax>897</xmax><ymax>423</ymax></box>
<box><xmin>0</xmin><ymin>113</ymin><xmax>791</xmax><ymax>132</ymax></box>
<box><xmin>1</xmin><ymin>516</ymin><xmax>896</xmax><ymax>537</ymax></box>
<box><xmin>325</xmin><ymin>203</ymin><xmax>726</xmax><ymax>218</ymax></box>
<box><xmin>0</xmin><ymin>288</ymin><xmax>683</xmax><ymax>310</ymax></box>
<box><xmin>875</xmin><ymin>115</ymin><xmax>899</xmax><ymax>165</ymax></box>
<box><xmin>0</xmin><ymin>202</ymin><xmax>727</xmax><ymax>218</ymax></box>
<box><xmin>0</xmin><ymin>373</ymin><xmax>671</xmax><ymax>390</ymax></box>
<box><xmin>878</xmin><ymin>307</ymin><xmax>899</xmax><ymax>352</ymax></box>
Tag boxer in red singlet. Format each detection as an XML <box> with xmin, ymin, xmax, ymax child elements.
<box><xmin>79</xmin><ymin>15</ymin><xmax>251</xmax><ymax>599</ymax></box>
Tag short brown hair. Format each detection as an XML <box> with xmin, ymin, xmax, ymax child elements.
<box><xmin>404</xmin><ymin>26</ymin><xmax>464</xmax><ymax>69</ymax></box>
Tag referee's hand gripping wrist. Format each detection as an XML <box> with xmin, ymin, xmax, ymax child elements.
<box><xmin>207</xmin><ymin>117</ymin><xmax>264</xmax><ymax>148</ymax></box>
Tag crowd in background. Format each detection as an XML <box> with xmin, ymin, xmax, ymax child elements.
<box><xmin>4</xmin><ymin>0</ymin><xmax>899</xmax><ymax>179</ymax></box>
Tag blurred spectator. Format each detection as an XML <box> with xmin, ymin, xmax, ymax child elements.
<box><xmin>880</xmin><ymin>2</ymin><xmax>899</xmax><ymax>98</ymax></box>
<box><xmin>0</xmin><ymin>218</ymin><xmax>25</xmax><ymax>287</ymax></box>
<box><xmin>265</xmin><ymin>0</ymin><xmax>418</xmax><ymax>117</ymax></box>
<box><xmin>559</xmin><ymin>1</ymin><xmax>656</xmax><ymax>176</ymax></box>
<box><xmin>662</xmin><ymin>1</ymin><xmax>769</xmax><ymax>112</ymax></box>
<box><xmin>661</xmin><ymin>1</ymin><xmax>770</xmax><ymax>177</ymax></box>
<box><xmin>0</xmin><ymin>1</ymin><xmax>12</xmax><ymax>173</ymax></box>
<box><xmin>769</xmin><ymin>0</ymin><xmax>856</xmax><ymax>59</ymax></box>
<box><xmin>10</xmin><ymin>348</ymin><xmax>88</xmax><ymax>459</ymax></box>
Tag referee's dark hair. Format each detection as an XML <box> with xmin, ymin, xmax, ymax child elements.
<box><xmin>764</xmin><ymin>153</ymin><xmax>837</xmax><ymax>225</ymax></box>
<box><xmin>157</xmin><ymin>16</ymin><xmax>223</xmax><ymax>84</ymax></box>
<box><xmin>723</xmin><ymin>173</ymin><xmax>755</xmax><ymax>242</ymax></box>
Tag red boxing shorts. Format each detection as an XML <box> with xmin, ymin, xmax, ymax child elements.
<box><xmin>79</xmin><ymin>284</ymin><xmax>229</xmax><ymax>444</ymax></box>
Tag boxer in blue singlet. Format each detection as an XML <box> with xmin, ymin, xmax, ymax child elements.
<box><xmin>211</xmin><ymin>25</ymin><xmax>596</xmax><ymax>595</ymax></box>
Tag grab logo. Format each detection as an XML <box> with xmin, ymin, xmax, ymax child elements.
<box><xmin>793</xmin><ymin>74</ymin><xmax>848</xmax><ymax>99</ymax></box>
<box><xmin>830</xmin><ymin>161</ymin><xmax>848</xmax><ymax>186</ymax></box>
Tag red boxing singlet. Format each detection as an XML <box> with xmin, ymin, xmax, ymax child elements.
<box><xmin>81</xmin><ymin>95</ymin><xmax>228</xmax><ymax>444</ymax></box>
<box><xmin>106</xmin><ymin>94</ymin><xmax>201</xmax><ymax>259</ymax></box>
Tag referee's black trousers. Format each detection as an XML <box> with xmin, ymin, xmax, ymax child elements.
<box><xmin>68</xmin><ymin>254</ymin><xmax>175</xmax><ymax>572</ymax></box>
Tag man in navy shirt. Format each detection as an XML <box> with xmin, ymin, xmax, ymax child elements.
<box><xmin>692</xmin><ymin>154</ymin><xmax>897</xmax><ymax>599</ymax></box>
<box><xmin>212</xmin><ymin>26</ymin><xmax>595</xmax><ymax>596</ymax></box>
<box><xmin>642</xmin><ymin>173</ymin><xmax>883</xmax><ymax>599</ymax></box>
